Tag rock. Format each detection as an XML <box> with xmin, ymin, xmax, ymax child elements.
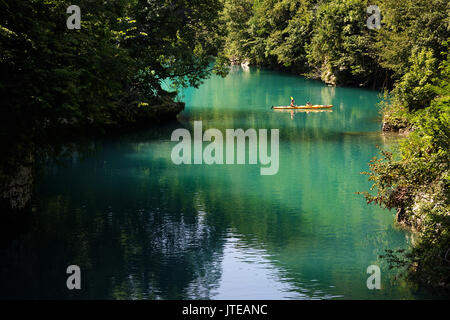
<box><xmin>382</xmin><ymin>117</ymin><xmax>410</xmax><ymax>133</ymax></box>
<box><xmin>396</xmin><ymin>207</ymin><xmax>407</xmax><ymax>223</ymax></box>
<box><xmin>1</xmin><ymin>164</ymin><xmax>34</xmax><ymax>211</ymax></box>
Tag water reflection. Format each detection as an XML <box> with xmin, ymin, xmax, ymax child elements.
<box><xmin>212</xmin><ymin>233</ymin><xmax>342</xmax><ymax>299</ymax></box>
<box><xmin>0</xmin><ymin>68</ymin><xmax>441</xmax><ymax>300</ymax></box>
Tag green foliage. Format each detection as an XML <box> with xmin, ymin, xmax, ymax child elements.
<box><xmin>221</xmin><ymin>0</ymin><xmax>254</xmax><ymax>62</ymax></box>
<box><xmin>271</xmin><ymin>0</ymin><xmax>313</xmax><ymax>71</ymax></box>
<box><xmin>375</xmin><ymin>0</ymin><xmax>449</xmax><ymax>78</ymax></box>
<box><xmin>220</xmin><ymin>0</ymin><xmax>449</xmax><ymax>88</ymax></box>
<box><xmin>392</xmin><ymin>48</ymin><xmax>438</xmax><ymax>111</ymax></box>
<box><xmin>379</xmin><ymin>92</ymin><xmax>411</xmax><ymax>131</ymax></box>
<box><xmin>362</xmin><ymin>52</ymin><xmax>450</xmax><ymax>287</ymax></box>
<box><xmin>129</xmin><ymin>0</ymin><xmax>225</xmax><ymax>89</ymax></box>
<box><xmin>307</xmin><ymin>0</ymin><xmax>381</xmax><ymax>85</ymax></box>
<box><xmin>220</xmin><ymin>0</ymin><xmax>315</xmax><ymax>71</ymax></box>
<box><xmin>0</xmin><ymin>0</ymin><xmax>225</xmax><ymax>132</ymax></box>
<box><xmin>220</xmin><ymin>0</ymin><xmax>387</xmax><ymax>85</ymax></box>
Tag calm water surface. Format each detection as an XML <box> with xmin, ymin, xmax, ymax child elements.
<box><xmin>0</xmin><ymin>67</ymin><xmax>433</xmax><ymax>299</ymax></box>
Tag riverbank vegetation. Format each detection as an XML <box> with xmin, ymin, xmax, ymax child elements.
<box><xmin>361</xmin><ymin>49</ymin><xmax>449</xmax><ymax>289</ymax></box>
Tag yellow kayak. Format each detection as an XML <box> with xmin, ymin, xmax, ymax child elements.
<box><xmin>271</xmin><ymin>105</ymin><xmax>333</xmax><ymax>110</ymax></box>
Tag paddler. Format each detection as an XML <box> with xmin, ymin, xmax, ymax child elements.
<box><xmin>290</xmin><ymin>96</ymin><xmax>295</xmax><ymax>107</ymax></box>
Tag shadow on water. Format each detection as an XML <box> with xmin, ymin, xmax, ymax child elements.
<box><xmin>0</xmin><ymin>121</ymin><xmax>431</xmax><ymax>300</ymax></box>
<box><xmin>1</xmin><ymin>121</ymin><xmax>227</xmax><ymax>299</ymax></box>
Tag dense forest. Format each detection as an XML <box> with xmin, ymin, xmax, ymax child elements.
<box><xmin>1</xmin><ymin>0</ymin><xmax>449</xmax><ymax>289</ymax></box>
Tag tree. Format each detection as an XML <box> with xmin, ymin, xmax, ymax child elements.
<box><xmin>221</xmin><ymin>0</ymin><xmax>254</xmax><ymax>63</ymax></box>
<box><xmin>375</xmin><ymin>0</ymin><xmax>449</xmax><ymax>78</ymax></box>
<box><xmin>393</xmin><ymin>48</ymin><xmax>438</xmax><ymax>111</ymax></box>
<box><xmin>0</xmin><ymin>0</ymin><xmax>225</xmax><ymax>132</ymax></box>
<box><xmin>307</xmin><ymin>0</ymin><xmax>381</xmax><ymax>86</ymax></box>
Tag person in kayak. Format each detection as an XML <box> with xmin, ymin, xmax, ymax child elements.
<box><xmin>290</xmin><ymin>96</ymin><xmax>295</xmax><ymax>107</ymax></box>
<box><xmin>306</xmin><ymin>101</ymin><xmax>312</xmax><ymax>107</ymax></box>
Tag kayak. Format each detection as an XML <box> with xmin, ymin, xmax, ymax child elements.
<box><xmin>272</xmin><ymin>105</ymin><xmax>333</xmax><ymax>110</ymax></box>
<box><xmin>273</xmin><ymin>109</ymin><xmax>332</xmax><ymax>113</ymax></box>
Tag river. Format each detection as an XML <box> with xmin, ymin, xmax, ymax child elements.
<box><xmin>0</xmin><ymin>67</ymin><xmax>434</xmax><ymax>299</ymax></box>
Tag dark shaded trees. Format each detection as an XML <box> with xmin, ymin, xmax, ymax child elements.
<box><xmin>0</xmin><ymin>0</ymin><xmax>225</xmax><ymax>132</ymax></box>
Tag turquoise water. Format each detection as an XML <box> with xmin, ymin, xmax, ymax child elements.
<box><xmin>0</xmin><ymin>67</ymin><xmax>431</xmax><ymax>299</ymax></box>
